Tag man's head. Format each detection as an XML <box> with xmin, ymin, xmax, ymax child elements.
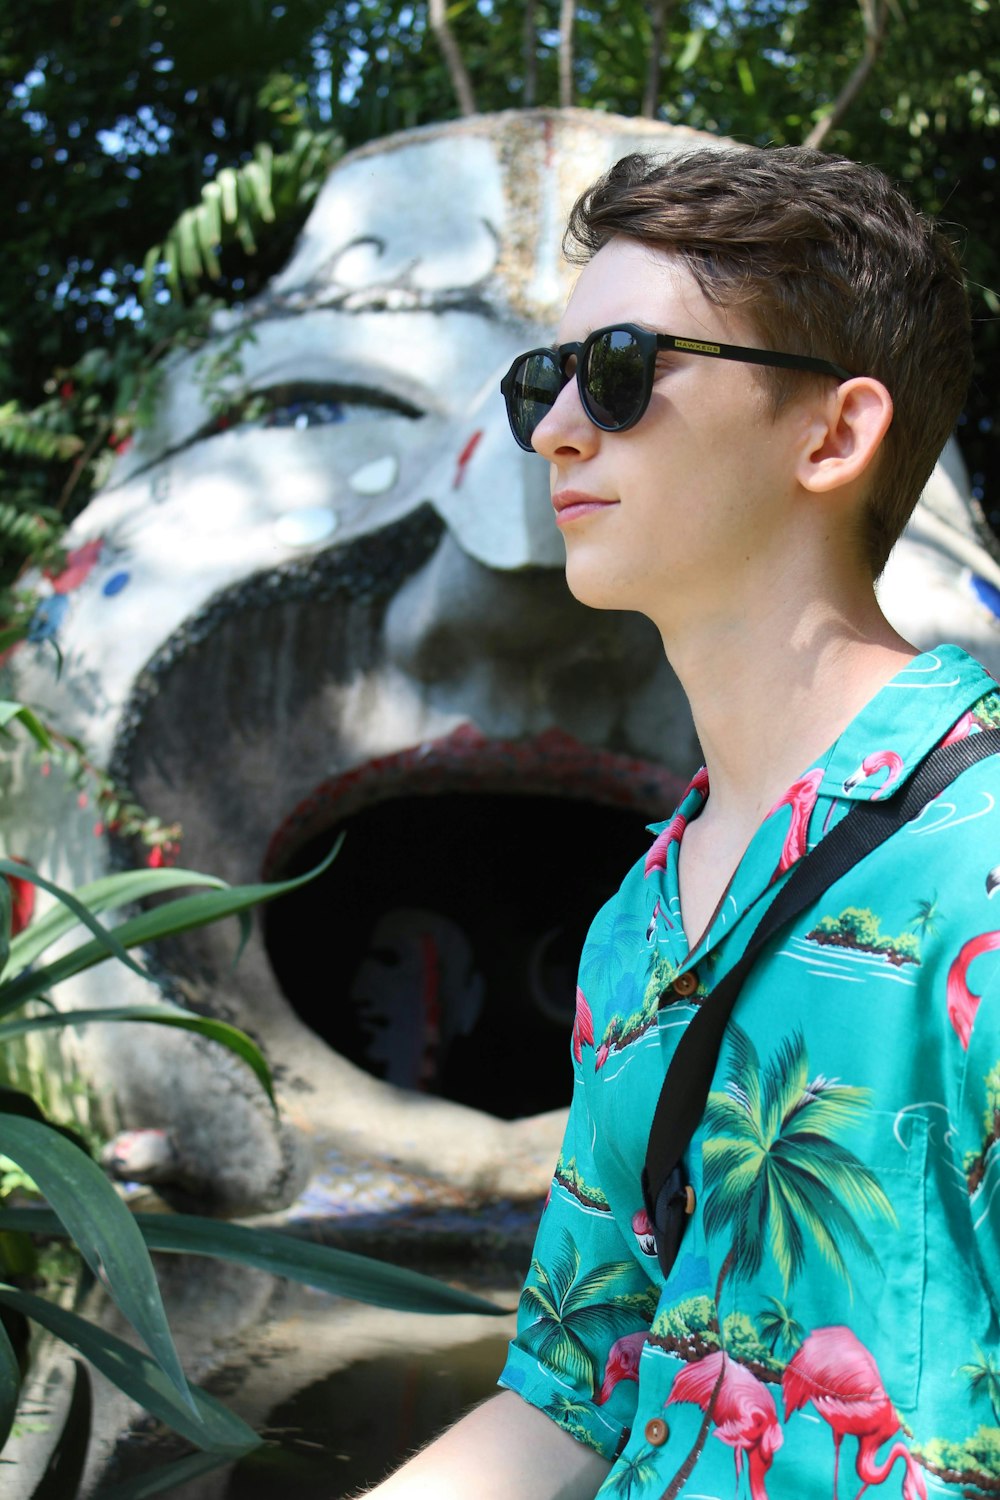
<box><xmin>563</xmin><ymin>146</ymin><xmax>973</xmax><ymax>577</ymax></box>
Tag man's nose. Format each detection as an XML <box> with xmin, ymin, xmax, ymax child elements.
<box><xmin>531</xmin><ymin>374</ymin><xmax>600</xmax><ymax>464</ymax></box>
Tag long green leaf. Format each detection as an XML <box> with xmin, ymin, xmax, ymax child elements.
<box><xmin>0</xmin><ymin>701</ymin><xmax>54</xmax><ymax>751</ymax></box>
<box><xmin>176</xmin><ymin>209</ymin><xmax>201</xmax><ymax>283</ymax></box>
<box><xmin>0</xmin><ymin>1118</ymin><xmax>191</xmax><ymax>1408</ymax></box>
<box><xmin>217</xmin><ymin>167</ymin><xmax>239</xmax><ymax>224</ymax></box>
<box><xmin>91</xmin><ymin>1451</ymin><xmax>234</xmax><ymax>1500</ymax></box>
<box><xmin>0</xmin><ymin>841</ymin><xmax>342</xmax><ymax>1015</ymax></box>
<box><xmin>0</xmin><ymin>1309</ymin><xmax>20</xmax><ymax>1453</ymax></box>
<box><xmin>28</xmin><ymin>1358</ymin><xmax>91</xmax><ymax>1500</ymax></box>
<box><xmin>0</xmin><ymin>859</ymin><xmax>149</xmax><ymax>989</ymax></box>
<box><xmin>5</xmin><ymin>868</ymin><xmax>228</xmax><ymax>981</ymax></box>
<box><xmin>0</xmin><ymin>1008</ymin><xmax>273</xmax><ymax>1105</ymax></box>
<box><xmin>0</xmin><ymin>1207</ymin><xmax>512</xmax><ymax>1317</ymax></box>
<box><xmin>0</xmin><ymin>1085</ymin><xmax>91</xmax><ymax>1153</ymax></box>
<box><xmin>0</xmin><ymin>1287</ymin><xmax>258</xmax><ymax>1456</ymax></box>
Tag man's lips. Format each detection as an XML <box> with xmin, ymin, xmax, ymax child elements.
<box><xmin>552</xmin><ymin>490</ymin><xmax>619</xmax><ymax>523</ymax></box>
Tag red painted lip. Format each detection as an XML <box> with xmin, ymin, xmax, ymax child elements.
<box><xmin>552</xmin><ymin>490</ymin><xmax>618</xmax><ymax>523</ymax></box>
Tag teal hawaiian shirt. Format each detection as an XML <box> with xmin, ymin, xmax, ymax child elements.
<box><xmin>500</xmin><ymin>644</ymin><xmax>1000</xmax><ymax>1499</ymax></box>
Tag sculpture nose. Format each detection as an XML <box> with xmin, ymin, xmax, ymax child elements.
<box><xmin>425</xmin><ymin>365</ymin><xmax>565</xmax><ymax>572</ymax></box>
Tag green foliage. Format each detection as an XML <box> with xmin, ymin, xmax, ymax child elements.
<box><xmin>651</xmin><ymin>1293</ymin><xmax>718</xmax><ymax>1345</ymax></box>
<box><xmin>917</xmin><ymin>1424</ymin><xmax>1000</xmax><ymax>1481</ymax></box>
<box><xmin>720</xmin><ymin>1310</ymin><xmax>781</xmax><ymax>1374</ymax></box>
<box><xmin>756</xmin><ymin>1294</ymin><xmax>804</xmax><ymax>1359</ymax></box>
<box><xmin>961</xmin><ymin>1342</ymin><xmax>1000</xmax><ymax>1425</ymax></box>
<box><xmin>807</xmin><ymin>907</ymin><xmax>923</xmax><ymax>964</ymax></box>
<box><xmin>142</xmin><ymin>129</ymin><xmax>341</xmax><ymax>303</ymax></box>
<box><xmin>554</xmin><ymin>1152</ymin><xmax>611</xmax><ymax>1211</ymax></box>
<box><xmin>604</xmin><ymin>1445</ymin><xmax>661</xmax><ymax>1494</ymax></box>
<box><xmin>703</xmin><ymin>1023</ymin><xmax>895</xmax><ymax>1295</ymax></box>
<box><xmin>520</xmin><ymin>1231</ymin><xmax>638</xmax><ymax>1393</ymax></box>
<box><xmin>983</xmin><ymin>1062</ymin><xmax>1000</xmax><ymax>1139</ymax></box>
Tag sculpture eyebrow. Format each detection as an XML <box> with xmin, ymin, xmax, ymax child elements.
<box><xmin>254</xmin><ymin>286</ymin><xmax>502</xmax><ymax>322</ymax></box>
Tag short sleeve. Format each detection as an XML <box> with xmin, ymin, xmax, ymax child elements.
<box><xmin>952</xmin><ymin>972</ymin><xmax>1000</xmax><ymax>1318</ymax></box>
<box><xmin>498</xmin><ymin>1018</ymin><xmax>659</xmax><ymax>1462</ymax></box>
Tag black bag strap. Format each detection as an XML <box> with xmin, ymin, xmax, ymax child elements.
<box><xmin>642</xmin><ymin>728</ymin><xmax>1000</xmax><ymax>1209</ymax></box>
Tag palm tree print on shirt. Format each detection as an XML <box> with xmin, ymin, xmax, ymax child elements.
<box><xmin>702</xmin><ymin>1023</ymin><xmax>895</xmax><ymax>1300</ymax></box>
<box><xmin>961</xmin><ymin>1344</ymin><xmax>1000</xmax><ymax>1427</ymax></box>
<box><xmin>757</xmin><ymin>1296</ymin><xmax>804</xmax><ymax>1361</ymax></box>
<box><xmin>519</xmin><ymin>1231</ymin><xmax>643</xmax><ymax>1399</ymax></box>
<box><xmin>662</xmin><ymin>1023</ymin><xmax>896</xmax><ymax>1499</ymax></box>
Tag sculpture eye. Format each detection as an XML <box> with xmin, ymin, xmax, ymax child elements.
<box><xmin>202</xmin><ymin>381</ymin><xmax>423</xmax><ymax>438</ymax></box>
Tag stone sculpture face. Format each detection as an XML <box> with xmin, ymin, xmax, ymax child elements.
<box><xmin>7</xmin><ymin>110</ymin><xmax>1000</xmax><ymax>1216</ymax></box>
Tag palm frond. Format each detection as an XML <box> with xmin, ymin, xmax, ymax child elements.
<box><xmin>141</xmin><ymin>130</ymin><xmax>342</xmax><ymax>304</ymax></box>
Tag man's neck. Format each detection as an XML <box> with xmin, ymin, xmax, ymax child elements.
<box><xmin>664</xmin><ymin>589</ymin><xmax>916</xmax><ymax>847</ymax></box>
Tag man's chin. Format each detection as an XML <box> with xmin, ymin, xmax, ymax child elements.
<box><xmin>563</xmin><ymin>555</ymin><xmax>641</xmax><ymax>615</ymax></box>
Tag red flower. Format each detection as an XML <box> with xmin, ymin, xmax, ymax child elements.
<box><xmin>59</xmin><ymin>381</ymin><xmax>75</xmax><ymax>403</ymax></box>
<box><xmin>147</xmin><ymin>846</ymin><xmax>164</xmax><ymax>868</ymax></box>
<box><xmin>5</xmin><ymin>861</ymin><xmax>36</xmax><ymax>937</ymax></box>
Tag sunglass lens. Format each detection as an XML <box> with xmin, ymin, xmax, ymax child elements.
<box><xmin>582</xmin><ymin>328</ymin><xmax>646</xmax><ymax>430</ymax></box>
<box><xmin>509</xmin><ymin>350</ymin><xmax>564</xmax><ymax>449</ymax></box>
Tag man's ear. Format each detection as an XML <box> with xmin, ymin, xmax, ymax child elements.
<box><xmin>796</xmin><ymin>377</ymin><xmax>893</xmax><ymax>495</ymax></box>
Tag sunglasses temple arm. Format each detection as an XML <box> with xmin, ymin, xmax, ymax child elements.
<box><xmin>696</xmin><ymin>341</ymin><xmax>852</xmax><ymax>381</ymax></box>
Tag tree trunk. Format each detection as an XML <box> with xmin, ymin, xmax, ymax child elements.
<box><xmin>804</xmin><ymin>0</ymin><xmax>890</xmax><ymax>149</ymax></box>
<box><xmin>642</xmin><ymin>0</ymin><xmax>670</xmax><ymax>119</ymax></box>
<box><xmin>522</xmin><ymin>0</ymin><xmax>538</xmax><ymax>107</ymax></box>
<box><xmin>559</xmin><ymin>0</ymin><xmax>575</xmax><ymax>108</ymax></box>
<box><xmin>429</xmin><ymin>0</ymin><xmax>477</xmax><ymax>118</ymax></box>
<box><xmin>660</xmin><ymin>1250</ymin><xmax>734</xmax><ymax>1500</ymax></box>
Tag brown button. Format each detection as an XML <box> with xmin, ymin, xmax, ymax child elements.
<box><xmin>671</xmin><ymin>970</ymin><xmax>698</xmax><ymax>997</ymax></box>
<box><xmin>644</xmin><ymin>1417</ymin><xmax>670</xmax><ymax>1446</ymax></box>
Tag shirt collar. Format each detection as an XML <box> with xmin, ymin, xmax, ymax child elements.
<box><xmin>643</xmin><ymin>645</ymin><xmax>998</xmax><ymax>964</ymax></box>
<box><xmin>814</xmin><ymin>644</ymin><xmax>996</xmax><ymax>801</ymax></box>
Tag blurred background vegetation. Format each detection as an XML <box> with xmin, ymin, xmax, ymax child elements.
<box><xmin>0</xmin><ymin>0</ymin><xmax>997</xmax><ymax>625</ymax></box>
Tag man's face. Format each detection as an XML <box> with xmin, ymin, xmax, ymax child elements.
<box><xmin>530</xmin><ymin>237</ymin><xmax>814</xmax><ymax>630</ymax></box>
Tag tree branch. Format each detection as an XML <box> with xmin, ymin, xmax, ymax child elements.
<box><xmin>804</xmin><ymin>0</ymin><xmax>892</xmax><ymax>149</ymax></box>
<box><xmin>559</xmin><ymin>0</ymin><xmax>575</xmax><ymax>108</ymax></box>
<box><xmin>642</xmin><ymin>0</ymin><xmax>672</xmax><ymax>119</ymax></box>
<box><xmin>428</xmin><ymin>0</ymin><xmax>477</xmax><ymax>118</ymax></box>
<box><xmin>523</xmin><ymin>0</ymin><xmax>538</xmax><ymax>107</ymax></box>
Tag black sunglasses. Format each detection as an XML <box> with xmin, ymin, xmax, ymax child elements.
<box><xmin>500</xmin><ymin>322</ymin><xmax>854</xmax><ymax>453</ymax></box>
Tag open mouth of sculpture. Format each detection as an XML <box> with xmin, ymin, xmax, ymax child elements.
<box><xmin>262</xmin><ymin>725</ymin><xmax>683</xmax><ymax>1120</ymax></box>
<box><xmin>108</xmin><ymin>507</ymin><xmax>683</xmax><ymax>1125</ymax></box>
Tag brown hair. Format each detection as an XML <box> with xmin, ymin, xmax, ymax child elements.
<box><xmin>565</xmin><ymin>146</ymin><xmax>972</xmax><ymax>576</ymax></box>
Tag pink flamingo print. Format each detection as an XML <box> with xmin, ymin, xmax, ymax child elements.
<box><xmin>572</xmin><ymin>987</ymin><xmax>594</xmax><ymax>1064</ymax></box>
<box><xmin>945</xmin><ymin>931</ymin><xmax>1000</xmax><ymax>1049</ymax></box>
<box><xmin>645</xmin><ymin>767</ymin><xmax>709</xmax><ymax>876</ymax></box>
<box><xmin>843</xmin><ymin>750</ymin><xmax>904</xmax><ymax>799</ymax></box>
<box><xmin>940</xmin><ymin>709</ymin><xmax>975</xmax><ymax>748</ymax></box>
<box><xmin>595</xmin><ymin>1331</ymin><xmax>648</xmax><ymax>1405</ymax></box>
<box><xmin>631</xmin><ymin>1206</ymin><xmax>656</xmax><ymax>1257</ymax></box>
<box><xmin>646</xmin><ymin>896</ymin><xmax>668</xmax><ymax>941</ymax></box>
<box><xmin>668</xmin><ymin>1351</ymin><xmax>783</xmax><ymax>1499</ymax></box>
<box><xmin>768</xmin><ymin>768</ymin><xmax>824</xmax><ymax>880</ymax></box>
<box><xmin>783</xmin><ymin>1326</ymin><xmax>926</xmax><ymax>1500</ymax></box>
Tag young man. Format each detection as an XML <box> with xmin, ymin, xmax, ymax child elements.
<box><xmin>363</xmin><ymin>148</ymin><xmax>999</xmax><ymax>1497</ymax></box>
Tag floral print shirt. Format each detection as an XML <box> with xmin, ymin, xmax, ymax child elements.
<box><xmin>499</xmin><ymin>644</ymin><xmax>1000</xmax><ymax>1499</ymax></box>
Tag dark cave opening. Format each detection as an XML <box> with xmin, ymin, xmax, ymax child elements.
<box><xmin>264</xmin><ymin>791</ymin><xmax>651</xmax><ymax>1119</ymax></box>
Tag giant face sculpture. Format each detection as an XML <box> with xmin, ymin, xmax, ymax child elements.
<box><xmin>7</xmin><ymin>110</ymin><xmax>1000</xmax><ymax>1217</ymax></box>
